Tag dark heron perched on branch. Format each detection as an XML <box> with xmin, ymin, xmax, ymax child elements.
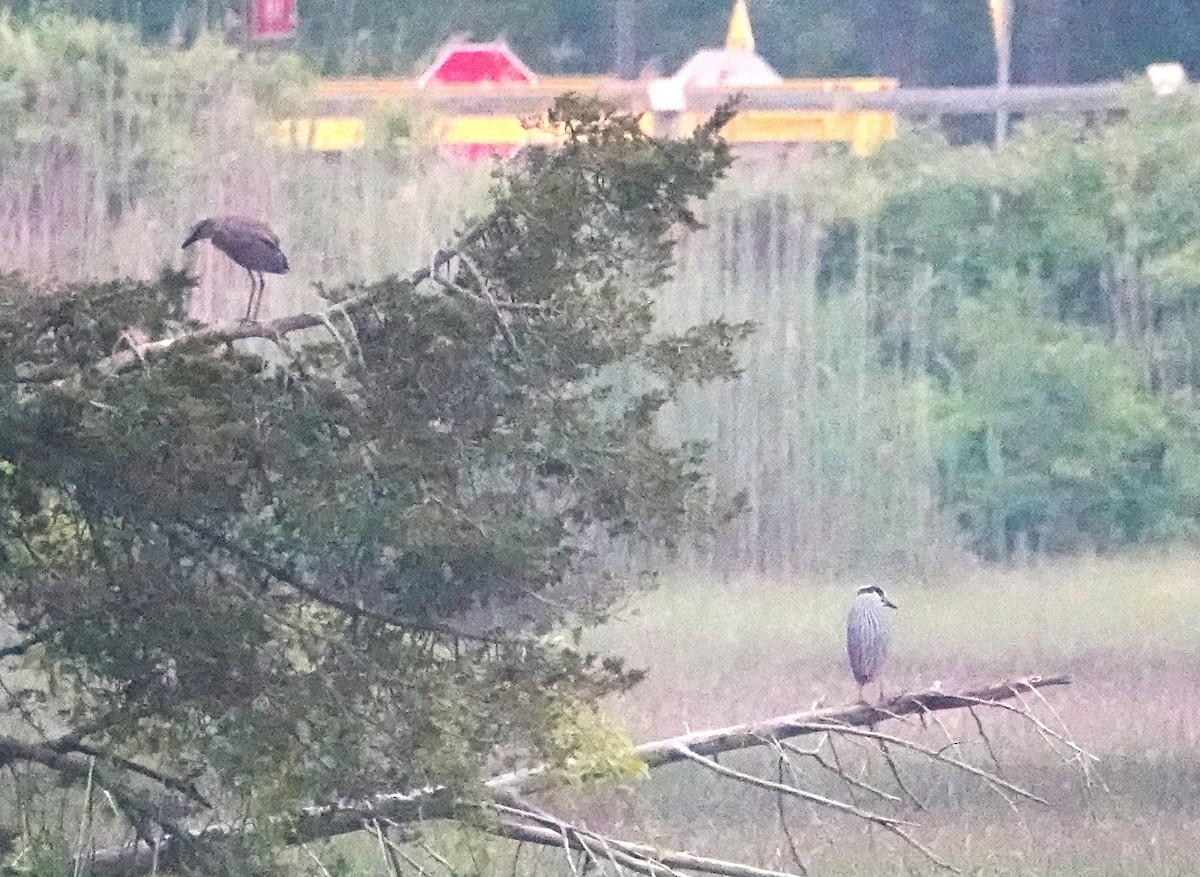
<box><xmin>182</xmin><ymin>216</ymin><xmax>289</xmax><ymax>322</ymax></box>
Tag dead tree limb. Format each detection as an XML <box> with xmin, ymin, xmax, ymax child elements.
<box><xmin>490</xmin><ymin>674</ymin><xmax>1071</xmax><ymax>792</ymax></box>
<box><xmin>492</xmin><ymin>815</ymin><xmax>797</xmax><ymax>877</ymax></box>
<box><xmin>81</xmin><ymin>675</ymin><xmax>1073</xmax><ymax>877</ymax></box>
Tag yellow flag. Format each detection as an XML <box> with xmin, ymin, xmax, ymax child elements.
<box><xmin>725</xmin><ymin>0</ymin><xmax>755</xmax><ymax>52</ymax></box>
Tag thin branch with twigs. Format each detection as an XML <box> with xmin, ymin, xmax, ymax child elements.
<box><xmin>668</xmin><ymin>742</ymin><xmax>958</xmax><ymax>872</ymax></box>
<box><xmin>78</xmin><ymin>675</ymin><xmax>1078</xmax><ymax>877</ymax></box>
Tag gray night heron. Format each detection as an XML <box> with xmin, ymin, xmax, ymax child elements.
<box><xmin>182</xmin><ymin>216</ymin><xmax>289</xmax><ymax>322</ymax></box>
<box><xmin>846</xmin><ymin>584</ymin><xmax>898</xmax><ymax>703</ymax></box>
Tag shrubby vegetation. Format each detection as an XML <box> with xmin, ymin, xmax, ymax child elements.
<box><xmin>842</xmin><ymin>98</ymin><xmax>1200</xmax><ymax>559</ymax></box>
<box><xmin>0</xmin><ymin>90</ymin><xmax>747</xmax><ymax>871</ymax></box>
<box><xmin>3</xmin><ymin>12</ymin><xmax>1200</xmax><ymax>570</ymax></box>
<box><xmin>659</xmin><ymin>99</ymin><xmax>1200</xmax><ymax>568</ymax></box>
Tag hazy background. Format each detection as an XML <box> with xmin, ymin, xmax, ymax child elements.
<box><xmin>4</xmin><ymin>5</ymin><xmax>1200</xmax><ymax>874</ymax></box>
<box><xmin>13</xmin><ymin>0</ymin><xmax>1200</xmax><ymax>85</ymax></box>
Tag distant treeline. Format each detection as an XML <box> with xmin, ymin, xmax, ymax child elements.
<box><xmin>5</xmin><ymin>14</ymin><xmax>1200</xmax><ymax>571</ymax></box>
<box><xmin>666</xmin><ymin>96</ymin><xmax>1200</xmax><ymax>570</ymax></box>
<box><xmin>5</xmin><ymin>0</ymin><xmax>1200</xmax><ymax>85</ymax></box>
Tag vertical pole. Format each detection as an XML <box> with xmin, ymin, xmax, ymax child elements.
<box><xmin>613</xmin><ymin>0</ymin><xmax>639</xmax><ymax>78</ymax></box>
<box><xmin>989</xmin><ymin>0</ymin><xmax>1013</xmax><ymax>145</ymax></box>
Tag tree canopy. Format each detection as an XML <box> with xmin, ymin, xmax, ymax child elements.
<box><xmin>0</xmin><ymin>95</ymin><xmax>751</xmax><ymax>870</ymax></box>
<box><xmin>7</xmin><ymin>0</ymin><xmax>1198</xmax><ymax>85</ymax></box>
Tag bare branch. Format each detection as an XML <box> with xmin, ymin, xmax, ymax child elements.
<box><xmin>775</xmin><ymin>737</ymin><xmax>899</xmax><ymax>804</ymax></box>
<box><xmin>668</xmin><ymin>743</ymin><xmax>956</xmax><ymax>872</ymax></box>
<box><xmin>50</xmin><ymin>740</ymin><xmax>211</xmax><ymax>809</ymax></box>
<box><xmin>83</xmin><ymin>675</ymin><xmax>1072</xmax><ymax>877</ymax></box>
<box><xmin>670</xmin><ymin>742</ymin><xmax>911</xmax><ymax>828</ymax></box>
<box><xmin>0</xmin><ymin>733</ymin><xmax>189</xmax><ymax>854</ymax></box>
<box><xmin>772</xmin><ymin>758</ymin><xmax>809</xmax><ymax>876</ymax></box>
<box><xmin>796</xmin><ymin>723</ymin><xmax>1048</xmax><ymax>806</ymax></box>
<box><xmin>490</xmin><ymin>810</ymin><xmax>798</xmax><ymax>877</ymax></box>
<box><xmin>491</xmin><ymin>675</ymin><xmax>1071</xmax><ymax>793</ymax></box>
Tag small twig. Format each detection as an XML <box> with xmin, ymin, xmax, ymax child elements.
<box><xmin>71</xmin><ymin>757</ymin><xmax>96</xmax><ymax>877</ymax></box>
<box><xmin>671</xmin><ymin>743</ymin><xmax>912</xmax><ymax>828</ymax></box>
<box><xmin>370</xmin><ymin>820</ymin><xmax>400</xmax><ymax>877</ymax></box>
<box><xmin>967</xmin><ymin>706</ymin><xmax>1004</xmax><ymax>776</ymax></box>
<box><xmin>456</xmin><ymin>250</ymin><xmax>525</xmax><ymax>359</ymax></box>
<box><xmin>957</xmin><ymin>690</ymin><xmax>1099</xmax><ymax>775</ymax></box>
<box><xmin>773</xmin><ymin>757</ymin><xmax>809</xmax><ymax>876</ymax></box>
<box><xmin>1013</xmin><ymin>684</ymin><xmax>1106</xmax><ymax>792</ymax></box>
<box><xmin>779</xmin><ymin>735</ymin><xmax>901</xmax><ymax>804</ymax></box>
<box><xmin>875</xmin><ymin>737</ymin><xmax>929</xmax><ymax>811</ymax></box>
<box><xmin>415</xmin><ymin>840</ymin><xmax>458</xmax><ymax>875</ymax></box>
<box><xmin>376</xmin><ymin>832</ymin><xmax>435</xmax><ymax>877</ymax></box>
<box><xmin>301</xmin><ymin>844</ymin><xmax>336</xmax><ymax>877</ymax></box>
<box><xmin>314</xmin><ymin>304</ymin><xmax>366</xmax><ymax>369</ymax></box>
<box><xmin>799</xmin><ymin>723</ymin><xmax>1045</xmax><ymax>807</ymax></box>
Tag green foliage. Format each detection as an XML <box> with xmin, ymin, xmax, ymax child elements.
<box><xmin>932</xmin><ymin>287</ymin><xmax>1196</xmax><ymax>558</ymax></box>
<box><xmin>0</xmin><ymin>94</ymin><xmax>743</xmax><ymax>864</ymax></box>
<box><xmin>0</xmin><ymin>10</ymin><xmax>310</xmax><ymax>219</ymax></box>
<box><xmin>537</xmin><ymin>698</ymin><xmax>647</xmax><ymax>788</ymax></box>
<box><xmin>807</xmin><ymin>93</ymin><xmax>1200</xmax><ymax>559</ymax></box>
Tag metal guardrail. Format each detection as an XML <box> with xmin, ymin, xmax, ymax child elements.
<box><xmin>688</xmin><ymin>82</ymin><xmax>1126</xmax><ymax>114</ymax></box>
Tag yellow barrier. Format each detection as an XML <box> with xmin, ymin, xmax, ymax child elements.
<box><xmin>276</xmin><ymin>117</ymin><xmax>365</xmax><ymax>151</ymax></box>
<box><xmin>281</xmin><ymin>77</ymin><xmax>898</xmax><ymax>155</ymax></box>
<box><xmin>678</xmin><ymin>108</ymin><xmax>895</xmax><ymax>154</ymax></box>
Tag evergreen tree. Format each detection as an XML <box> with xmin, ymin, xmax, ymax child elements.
<box><xmin>0</xmin><ymin>95</ymin><xmax>749</xmax><ymax>869</ymax></box>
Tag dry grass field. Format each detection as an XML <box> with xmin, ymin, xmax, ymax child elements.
<box><xmin>8</xmin><ymin>545</ymin><xmax>1199</xmax><ymax>875</ymax></box>
<box><xmin>295</xmin><ymin>551</ymin><xmax>1200</xmax><ymax>873</ymax></box>
<box><xmin>568</xmin><ymin>550</ymin><xmax>1200</xmax><ymax>876</ymax></box>
<box><xmin>293</xmin><ymin>550</ymin><xmax>1200</xmax><ymax>877</ymax></box>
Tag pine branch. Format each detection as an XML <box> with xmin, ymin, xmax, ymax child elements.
<box><xmin>175</xmin><ymin>521</ymin><xmax>505</xmax><ymax>644</ymax></box>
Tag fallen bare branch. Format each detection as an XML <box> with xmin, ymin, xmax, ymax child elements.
<box><xmin>491</xmin><ymin>675</ymin><xmax>1071</xmax><ymax>793</ymax></box>
<box><xmin>81</xmin><ymin>675</ymin><xmax>1072</xmax><ymax>877</ymax></box>
<box><xmin>490</xmin><ymin>810</ymin><xmax>797</xmax><ymax>877</ymax></box>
